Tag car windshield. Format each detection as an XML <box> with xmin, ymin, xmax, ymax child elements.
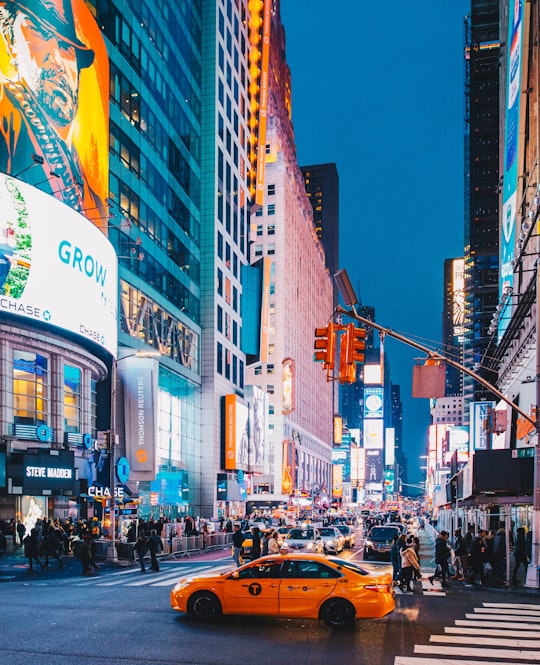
<box><xmin>336</xmin><ymin>526</ymin><xmax>349</xmax><ymax>534</ymax></box>
<box><xmin>327</xmin><ymin>557</ymin><xmax>369</xmax><ymax>576</ymax></box>
<box><xmin>370</xmin><ymin>527</ymin><xmax>399</xmax><ymax>540</ymax></box>
<box><xmin>319</xmin><ymin>528</ymin><xmax>338</xmax><ymax>537</ymax></box>
<box><xmin>288</xmin><ymin>529</ymin><xmax>314</xmax><ymax>540</ymax></box>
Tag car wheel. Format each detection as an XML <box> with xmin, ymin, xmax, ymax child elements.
<box><xmin>320</xmin><ymin>599</ymin><xmax>355</xmax><ymax>629</ymax></box>
<box><xmin>187</xmin><ymin>591</ymin><xmax>222</xmax><ymax>622</ymax></box>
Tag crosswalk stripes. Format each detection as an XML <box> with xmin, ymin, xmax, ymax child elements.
<box><xmin>394</xmin><ymin>601</ymin><xmax>540</xmax><ymax>665</ymax></box>
<box><xmin>58</xmin><ymin>561</ymin><xmax>234</xmax><ymax>588</ymax></box>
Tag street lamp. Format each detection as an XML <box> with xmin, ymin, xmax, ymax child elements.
<box><xmin>106</xmin><ymin>348</ymin><xmax>161</xmax><ymax>563</ymax></box>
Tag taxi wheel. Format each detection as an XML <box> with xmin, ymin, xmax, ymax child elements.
<box><xmin>188</xmin><ymin>591</ymin><xmax>222</xmax><ymax>622</ymax></box>
<box><xmin>320</xmin><ymin>599</ymin><xmax>355</xmax><ymax>629</ymax></box>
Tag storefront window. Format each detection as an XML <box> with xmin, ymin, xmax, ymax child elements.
<box><xmin>13</xmin><ymin>351</ymin><xmax>48</xmax><ymax>425</ymax></box>
<box><xmin>64</xmin><ymin>365</ymin><xmax>81</xmax><ymax>433</ymax></box>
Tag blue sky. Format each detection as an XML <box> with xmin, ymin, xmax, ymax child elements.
<box><xmin>280</xmin><ymin>1</ymin><xmax>470</xmax><ymax>485</ymax></box>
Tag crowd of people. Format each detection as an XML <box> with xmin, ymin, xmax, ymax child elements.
<box><xmin>429</xmin><ymin>523</ymin><xmax>531</xmax><ymax>588</ymax></box>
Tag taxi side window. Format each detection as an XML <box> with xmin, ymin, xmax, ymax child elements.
<box><xmin>238</xmin><ymin>562</ymin><xmax>282</xmax><ymax>579</ymax></box>
<box><xmin>285</xmin><ymin>560</ymin><xmax>341</xmax><ymax>579</ymax></box>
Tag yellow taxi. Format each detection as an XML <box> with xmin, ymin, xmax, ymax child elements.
<box><xmin>170</xmin><ymin>553</ymin><xmax>394</xmax><ymax>628</ymax></box>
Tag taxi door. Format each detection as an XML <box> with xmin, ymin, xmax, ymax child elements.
<box><xmin>222</xmin><ymin>560</ymin><xmax>282</xmax><ymax>615</ymax></box>
<box><xmin>278</xmin><ymin>559</ymin><xmax>340</xmax><ymax>617</ymax></box>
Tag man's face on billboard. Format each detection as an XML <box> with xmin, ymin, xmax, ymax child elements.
<box><xmin>12</xmin><ymin>12</ymin><xmax>79</xmax><ymax>126</ymax></box>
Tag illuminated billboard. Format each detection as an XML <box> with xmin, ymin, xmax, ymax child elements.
<box><xmin>364</xmin><ymin>419</ymin><xmax>384</xmax><ymax>449</ymax></box>
<box><xmin>500</xmin><ymin>0</ymin><xmax>524</xmax><ymax>339</ymax></box>
<box><xmin>0</xmin><ymin>174</ymin><xmax>118</xmax><ymax>354</ymax></box>
<box><xmin>0</xmin><ymin>0</ymin><xmax>109</xmax><ymax>226</ymax></box>
<box><xmin>223</xmin><ymin>394</ymin><xmax>249</xmax><ymax>472</ymax></box>
<box><xmin>364</xmin><ymin>387</ymin><xmax>383</xmax><ymax>419</ymax></box>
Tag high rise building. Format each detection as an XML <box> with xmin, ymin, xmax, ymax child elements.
<box><xmin>301</xmin><ymin>163</ymin><xmax>339</xmax><ymax>305</ymax></box>
<box><xmin>463</xmin><ymin>0</ymin><xmax>500</xmax><ymax>407</ymax></box>
<box><xmin>244</xmin><ymin>4</ymin><xmax>334</xmax><ymax>512</ymax></box>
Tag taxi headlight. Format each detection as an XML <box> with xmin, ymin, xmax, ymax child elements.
<box><xmin>364</xmin><ymin>540</ymin><xmax>373</xmax><ymax>548</ymax></box>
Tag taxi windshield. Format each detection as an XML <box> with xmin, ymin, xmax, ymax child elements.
<box><xmin>319</xmin><ymin>528</ymin><xmax>338</xmax><ymax>536</ymax></box>
<box><xmin>288</xmin><ymin>528</ymin><xmax>314</xmax><ymax>540</ymax></box>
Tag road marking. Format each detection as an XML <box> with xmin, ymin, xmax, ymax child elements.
<box><xmin>414</xmin><ymin>644</ymin><xmax>540</xmax><ymax>660</ymax></box>
<box><xmin>473</xmin><ymin>607</ymin><xmax>540</xmax><ymax>616</ymax></box>
<box><xmin>396</xmin><ymin>658</ymin><xmax>530</xmax><ymax>665</ymax></box>
<box><xmin>484</xmin><ymin>603</ymin><xmax>540</xmax><ymax>610</ymax></box>
<box><xmin>465</xmin><ymin>614</ymin><xmax>540</xmax><ymax>623</ymax></box>
<box><xmin>456</xmin><ymin>620</ymin><xmax>540</xmax><ymax>631</ymax></box>
<box><xmin>445</xmin><ymin>626</ymin><xmax>540</xmax><ymax>638</ymax></box>
<box><xmin>430</xmin><ymin>634</ymin><xmax>540</xmax><ymax>648</ymax></box>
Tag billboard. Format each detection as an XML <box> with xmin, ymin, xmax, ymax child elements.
<box><xmin>23</xmin><ymin>450</ymin><xmax>75</xmax><ymax>493</ymax></box>
<box><xmin>500</xmin><ymin>0</ymin><xmax>524</xmax><ymax>339</ymax></box>
<box><xmin>364</xmin><ymin>387</ymin><xmax>383</xmax><ymax>419</ymax></box>
<box><xmin>245</xmin><ymin>385</ymin><xmax>267</xmax><ymax>473</ymax></box>
<box><xmin>223</xmin><ymin>394</ymin><xmax>249</xmax><ymax>472</ymax></box>
<box><xmin>0</xmin><ymin>0</ymin><xmax>109</xmax><ymax>226</ymax></box>
<box><xmin>470</xmin><ymin>401</ymin><xmax>495</xmax><ymax>451</ymax></box>
<box><xmin>0</xmin><ymin>174</ymin><xmax>118</xmax><ymax>354</ymax></box>
<box><xmin>120</xmin><ymin>356</ymin><xmax>159</xmax><ymax>479</ymax></box>
<box><xmin>364</xmin><ymin>418</ymin><xmax>384</xmax><ymax>449</ymax></box>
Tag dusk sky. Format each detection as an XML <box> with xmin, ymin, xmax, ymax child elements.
<box><xmin>281</xmin><ymin>1</ymin><xmax>471</xmax><ymax>485</ymax></box>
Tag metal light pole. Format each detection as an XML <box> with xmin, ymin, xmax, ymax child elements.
<box><xmin>106</xmin><ymin>358</ymin><xmax>119</xmax><ymax>563</ymax></box>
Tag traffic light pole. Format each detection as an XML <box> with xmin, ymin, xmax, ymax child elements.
<box><xmin>335</xmin><ymin>304</ymin><xmax>535</xmax><ymax>428</ymax></box>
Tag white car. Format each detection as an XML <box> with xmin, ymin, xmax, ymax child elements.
<box><xmin>280</xmin><ymin>527</ymin><xmax>324</xmax><ymax>554</ymax></box>
<box><xmin>317</xmin><ymin>526</ymin><xmax>346</xmax><ymax>554</ymax></box>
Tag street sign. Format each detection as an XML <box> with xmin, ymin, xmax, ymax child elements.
<box><xmin>512</xmin><ymin>448</ymin><xmax>534</xmax><ymax>458</ymax></box>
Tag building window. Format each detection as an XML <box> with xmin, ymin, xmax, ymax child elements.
<box><xmin>13</xmin><ymin>350</ymin><xmax>48</xmax><ymax>425</ymax></box>
<box><xmin>256</xmin><ymin>225</ymin><xmax>263</xmax><ymax>236</ymax></box>
<box><xmin>267</xmin><ymin>184</ymin><xmax>275</xmax><ymax>196</ymax></box>
<box><xmin>267</xmin><ymin>224</ymin><xmax>275</xmax><ymax>235</ymax></box>
<box><xmin>267</xmin><ymin>204</ymin><xmax>275</xmax><ymax>215</ymax></box>
<box><xmin>267</xmin><ymin>364</ymin><xmax>274</xmax><ymax>374</ymax></box>
<box><xmin>255</xmin><ymin>208</ymin><xmax>263</xmax><ymax>217</ymax></box>
<box><xmin>64</xmin><ymin>365</ymin><xmax>81</xmax><ymax>433</ymax></box>
<box><xmin>254</xmin><ymin>244</ymin><xmax>263</xmax><ymax>257</ymax></box>
<box><xmin>268</xmin><ymin>404</ymin><xmax>274</xmax><ymax>415</ymax></box>
<box><xmin>217</xmin><ymin>305</ymin><xmax>223</xmax><ymax>333</ymax></box>
<box><xmin>217</xmin><ymin>342</ymin><xmax>223</xmax><ymax>375</ymax></box>
<box><xmin>267</xmin><ymin>244</ymin><xmax>275</xmax><ymax>255</ymax></box>
<box><xmin>267</xmin><ymin>384</ymin><xmax>274</xmax><ymax>394</ymax></box>
<box><xmin>254</xmin><ymin>365</ymin><xmax>262</xmax><ymax>375</ymax></box>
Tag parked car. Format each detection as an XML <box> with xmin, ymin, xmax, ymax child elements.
<box><xmin>170</xmin><ymin>553</ymin><xmax>395</xmax><ymax>628</ymax></box>
<box><xmin>280</xmin><ymin>527</ymin><xmax>324</xmax><ymax>554</ymax></box>
<box><xmin>317</xmin><ymin>526</ymin><xmax>346</xmax><ymax>554</ymax></box>
<box><xmin>363</xmin><ymin>525</ymin><xmax>401</xmax><ymax>561</ymax></box>
<box><xmin>336</xmin><ymin>524</ymin><xmax>356</xmax><ymax>548</ymax></box>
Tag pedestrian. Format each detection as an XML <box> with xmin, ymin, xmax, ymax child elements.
<box><xmin>44</xmin><ymin>527</ymin><xmax>65</xmax><ymax>569</ymax></box>
<box><xmin>492</xmin><ymin>527</ymin><xmax>507</xmax><ymax>584</ymax></box>
<box><xmin>466</xmin><ymin>535</ymin><xmax>486</xmax><ymax>587</ymax></box>
<box><xmin>512</xmin><ymin>526</ymin><xmax>529</xmax><ymax>585</ymax></box>
<box><xmin>148</xmin><ymin>530</ymin><xmax>163</xmax><ymax>572</ymax></box>
<box><xmin>399</xmin><ymin>536</ymin><xmax>421</xmax><ymax>593</ymax></box>
<box><xmin>24</xmin><ymin>527</ymin><xmax>44</xmax><ymax>572</ymax></box>
<box><xmin>16</xmin><ymin>520</ymin><xmax>26</xmax><ymax>548</ymax></box>
<box><xmin>78</xmin><ymin>536</ymin><xmax>94</xmax><ymax>576</ymax></box>
<box><xmin>135</xmin><ymin>534</ymin><xmax>149</xmax><ymax>573</ymax></box>
<box><xmin>232</xmin><ymin>524</ymin><xmax>245</xmax><ymax>567</ymax></box>
<box><xmin>390</xmin><ymin>533</ymin><xmax>406</xmax><ymax>585</ymax></box>
<box><xmin>251</xmin><ymin>526</ymin><xmax>262</xmax><ymax>560</ymax></box>
<box><xmin>0</xmin><ymin>529</ymin><xmax>6</xmax><ymax>573</ymax></box>
<box><xmin>452</xmin><ymin>528</ymin><xmax>468</xmax><ymax>580</ymax></box>
<box><xmin>261</xmin><ymin>530</ymin><xmax>270</xmax><ymax>556</ymax></box>
<box><xmin>429</xmin><ymin>530</ymin><xmax>451</xmax><ymax>587</ymax></box>
<box><xmin>268</xmin><ymin>530</ymin><xmax>281</xmax><ymax>555</ymax></box>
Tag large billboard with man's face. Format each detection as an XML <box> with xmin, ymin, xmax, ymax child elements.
<box><xmin>0</xmin><ymin>0</ymin><xmax>109</xmax><ymax>225</ymax></box>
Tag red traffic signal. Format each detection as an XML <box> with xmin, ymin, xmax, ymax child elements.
<box><xmin>314</xmin><ymin>323</ymin><xmax>336</xmax><ymax>370</ymax></box>
<box><xmin>339</xmin><ymin>328</ymin><xmax>356</xmax><ymax>384</ymax></box>
<box><xmin>349</xmin><ymin>325</ymin><xmax>366</xmax><ymax>363</ymax></box>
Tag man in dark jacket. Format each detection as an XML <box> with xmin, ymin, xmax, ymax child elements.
<box><xmin>232</xmin><ymin>524</ymin><xmax>245</xmax><ymax>567</ymax></box>
<box><xmin>148</xmin><ymin>530</ymin><xmax>163</xmax><ymax>572</ymax></box>
<box><xmin>429</xmin><ymin>530</ymin><xmax>451</xmax><ymax>587</ymax></box>
<box><xmin>512</xmin><ymin>526</ymin><xmax>529</xmax><ymax>585</ymax></box>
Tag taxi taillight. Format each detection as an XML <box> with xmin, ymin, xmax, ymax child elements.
<box><xmin>364</xmin><ymin>584</ymin><xmax>391</xmax><ymax>593</ymax></box>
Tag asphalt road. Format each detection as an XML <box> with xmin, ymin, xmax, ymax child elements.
<box><xmin>2</xmin><ymin>538</ymin><xmax>540</xmax><ymax>665</ymax></box>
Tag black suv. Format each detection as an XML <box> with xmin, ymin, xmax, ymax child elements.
<box><xmin>363</xmin><ymin>525</ymin><xmax>401</xmax><ymax>561</ymax></box>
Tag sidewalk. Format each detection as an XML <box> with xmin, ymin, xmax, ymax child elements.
<box><xmin>0</xmin><ymin>542</ymin><xmax>234</xmax><ymax>582</ymax></box>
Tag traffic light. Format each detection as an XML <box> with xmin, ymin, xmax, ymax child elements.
<box><xmin>338</xmin><ymin>326</ymin><xmax>356</xmax><ymax>384</ymax></box>
<box><xmin>314</xmin><ymin>323</ymin><xmax>336</xmax><ymax>371</ymax></box>
<box><xmin>349</xmin><ymin>325</ymin><xmax>366</xmax><ymax>363</ymax></box>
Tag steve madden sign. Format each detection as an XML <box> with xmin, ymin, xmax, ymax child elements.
<box><xmin>23</xmin><ymin>453</ymin><xmax>75</xmax><ymax>493</ymax></box>
<box><xmin>26</xmin><ymin>466</ymin><xmax>73</xmax><ymax>479</ymax></box>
